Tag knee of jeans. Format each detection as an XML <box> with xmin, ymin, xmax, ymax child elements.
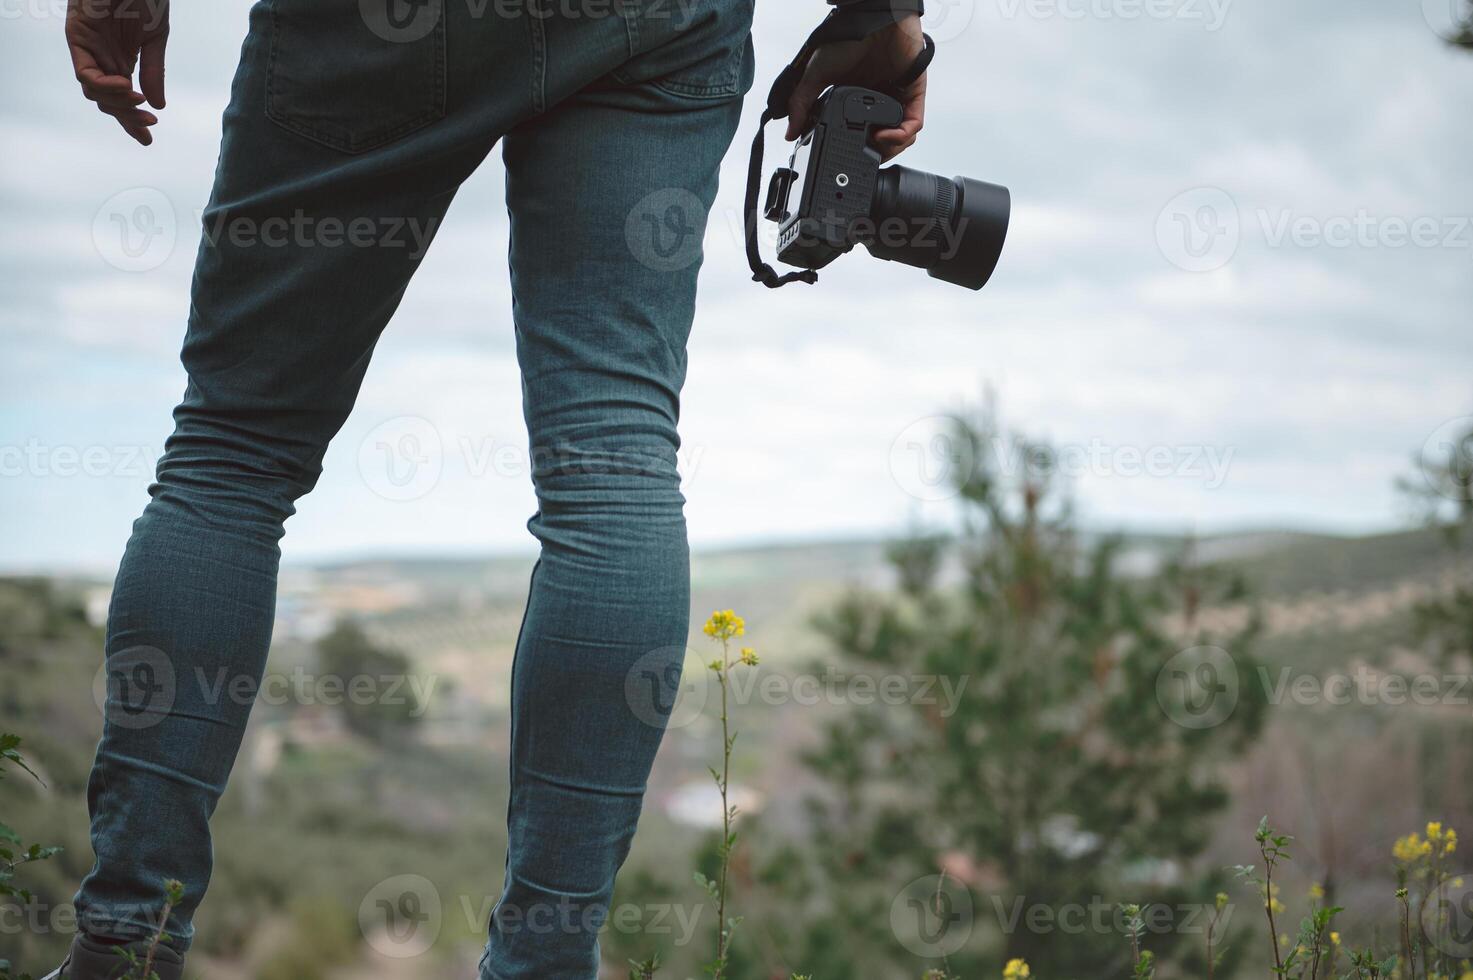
<box><xmin>528</xmin><ymin>443</ymin><xmax>686</xmax><ymax>543</ymax></box>
<box><xmin>147</xmin><ymin>427</ymin><xmax>325</xmax><ymax>537</ymax></box>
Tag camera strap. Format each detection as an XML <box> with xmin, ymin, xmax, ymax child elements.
<box><xmin>744</xmin><ymin>4</ymin><xmax>936</xmax><ymax>289</ymax></box>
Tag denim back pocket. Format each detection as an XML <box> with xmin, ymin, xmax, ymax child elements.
<box><xmin>619</xmin><ymin>0</ymin><xmax>755</xmax><ymax>101</ymax></box>
<box><xmin>266</xmin><ymin>0</ymin><xmax>448</xmax><ymax>154</ymax></box>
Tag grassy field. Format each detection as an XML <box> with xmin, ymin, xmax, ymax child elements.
<box><xmin>3</xmin><ymin>524</ymin><xmax>1469</xmax><ymax>977</ymax></box>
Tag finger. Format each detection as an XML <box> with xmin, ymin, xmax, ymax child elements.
<box><xmin>871</xmin><ymin>87</ymin><xmax>925</xmax><ymax>156</ymax></box>
<box><xmin>97</xmin><ymin>100</ymin><xmax>159</xmax><ymax>138</ymax></box>
<box><xmin>113</xmin><ymin>111</ymin><xmax>157</xmax><ymax>146</ymax></box>
<box><xmin>139</xmin><ymin>32</ymin><xmax>167</xmax><ymax>109</ymax></box>
<box><xmin>785</xmin><ymin>80</ymin><xmax>827</xmax><ymax>141</ymax></box>
<box><xmin>878</xmin><ymin>136</ymin><xmax>916</xmax><ymax>164</ymax></box>
<box><xmin>121</xmin><ymin>120</ymin><xmax>155</xmax><ymax>146</ymax></box>
<box><xmin>76</xmin><ymin>64</ymin><xmax>143</xmax><ymax>101</ymax></box>
<box><xmin>86</xmin><ymin>88</ymin><xmax>148</xmax><ymax>110</ymax></box>
<box><xmin>103</xmin><ymin>106</ymin><xmax>159</xmax><ymax>127</ymax></box>
<box><xmin>872</xmin><ymin>119</ymin><xmax>922</xmax><ymax>146</ymax></box>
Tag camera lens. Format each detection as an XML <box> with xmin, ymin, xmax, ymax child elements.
<box><xmin>865</xmin><ymin>165</ymin><xmax>1011</xmax><ymax>291</ymax></box>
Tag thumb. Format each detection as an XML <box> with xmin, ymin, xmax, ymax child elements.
<box><xmin>139</xmin><ymin>31</ymin><xmax>167</xmax><ymax>109</ymax></box>
<box><xmin>785</xmin><ymin>69</ymin><xmax>828</xmax><ymax>141</ymax></box>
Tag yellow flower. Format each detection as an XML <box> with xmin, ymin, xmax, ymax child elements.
<box><xmin>1429</xmin><ymin>822</ymin><xmax>1445</xmax><ymax>843</ymax></box>
<box><xmin>1308</xmin><ymin>883</ymin><xmax>1325</xmax><ymax>901</ymax></box>
<box><xmin>1330</xmin><ymin>931</ymin><xmax>1341</xmax><ymax>945</ymax></box>
<box><xmin>703</xmin><ymin>609</ymin><xmax>746</xmax><ymax>642</ymax></box>
<box><xmin>1395</xmin><ymin>833</ymin><xmax>1434</xmax><ymax>863</ymax></box>
<box><xmin>740</xmin><ymin>647</ymin><xmax>759</xmax><ymax>666</ymax></box>
<box><xmin>1447</xmin><ymin>829</ymin><xmax>1459</xmax><ymax>855</ymax></box>
<box><xmin>1265</xmin><ymin>883</ymin><xmax>1285</xmax><ymax>916</ymax></box>
<box><xmin>1003</xmin><ymin>959</ymin><xmax>1031</xmax><ymax>979</ymax></box>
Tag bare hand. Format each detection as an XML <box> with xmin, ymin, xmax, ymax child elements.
<box><xmin>66</xmin><ymin>0</ymin><xmax>170</xmax><ymax>146</ymax></box>
<box><xmin>785</xmin><ymin>14</ymin><xmax>927</xmax><ymax>162</ymax></box>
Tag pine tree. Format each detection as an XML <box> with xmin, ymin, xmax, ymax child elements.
<box><xmin>758</xmin><ymin>410</ymin><xmax>1267</xmax><ymax>977</ymax></box>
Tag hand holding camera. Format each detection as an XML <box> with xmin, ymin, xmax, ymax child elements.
<box><xmin>785</xmin><ymin>12</ymin><xmax>929</xmax><ymax>162</ymax></box>
<box><xmin>744</xmin><ymin>2</ymin><xmax>1011</xmax><ymax>291</ymax></box>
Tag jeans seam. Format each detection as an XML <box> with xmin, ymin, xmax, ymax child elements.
<box><xmin>622</xmin><ymin>0</ymin><xmax>639</xmax><ymax>58</ymax></box>
<box><xmin>529</xmin><ymin>3</ymin><xmax>547</xmax><ymax>114</ymax></box>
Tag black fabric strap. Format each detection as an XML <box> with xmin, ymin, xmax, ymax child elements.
<box><xmin>746</xmin><ymin>108</ymin><xmax>821</xmax><ymax>289</ymax></box>
<box><xmin>745</xmin><ymin>6</ymin><xmax>934</xmax><ymax>288</ymax></box>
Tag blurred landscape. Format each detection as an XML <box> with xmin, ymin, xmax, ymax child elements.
<box><xmin>5</xmin><ymin>415</ymin><xmax>1472</xmax><ymax>977</ymax></box>
<box><xmin>4</xmin><ymin>0</ymin><xmax>1473</xmax><ymax>977</ymax></box>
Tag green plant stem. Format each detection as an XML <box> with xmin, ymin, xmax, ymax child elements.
<box><xmin>1261</xmin><ymin>841</ymin><xmax>1283</xmax><ymax>975</ymax></box>
<box><xmin>714</xmin><ymin>642</ymin><xmax>733</xmax><ymax>978</ymax></box>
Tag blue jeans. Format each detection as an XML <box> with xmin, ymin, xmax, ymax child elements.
<box><xmin>74</xmin><ymin>1</ymin><xmax>753</xmax><ymax>976</ymax></box>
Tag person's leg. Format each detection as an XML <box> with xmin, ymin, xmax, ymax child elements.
<box><xmin>71</xmin><ymin>0</ymin><xmax>540</xmax><ymax>948</ymax></box>
<box><xmin>480</xmin><ymin>5</ymin><xmax>754</xmax><ymax>977</ymax></box>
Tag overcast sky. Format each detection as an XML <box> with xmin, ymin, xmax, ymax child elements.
<box><xmin>3</xmin><ymin>0</ymin><xmax>1472</xmax><ymax>572</ymax></box>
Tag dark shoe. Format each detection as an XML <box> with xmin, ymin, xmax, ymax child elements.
<box><xmin>40</xmin><ymin>935</ymin><xmax>185</xmax><ymax>980</ymax></box>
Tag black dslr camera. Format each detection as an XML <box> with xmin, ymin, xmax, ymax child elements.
<box><xmin>763</xmin><ymin>86</ymin><xmax>1011</xmax><ymax>291</ymax></box>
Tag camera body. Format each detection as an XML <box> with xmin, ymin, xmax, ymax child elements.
<box><xmin>769</xmin><ymin>86</ymin><xmax>900</xmax><ymax>271</ymax></box>
<box><xmin>764</xmin><ymin>85</ymin><xmax>1011</xmax><ymax>291</ymax></box>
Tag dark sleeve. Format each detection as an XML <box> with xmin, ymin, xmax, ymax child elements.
<box><xmin>828</xmin><ymin>0</ymin><xmax>924</xmax><ymax>11</ymax></box>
